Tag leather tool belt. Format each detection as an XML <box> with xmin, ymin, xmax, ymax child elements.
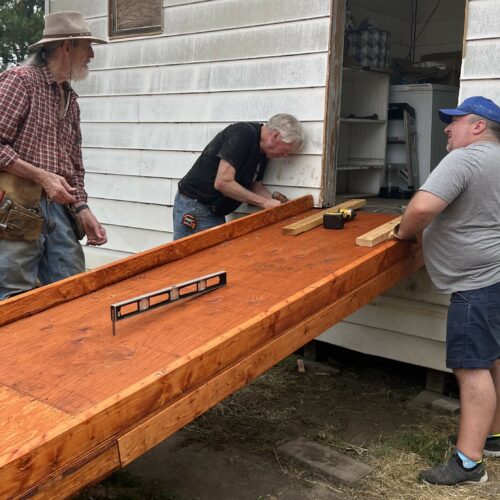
<box><xmin>0</xmin><ymin>171</ymin><xmax>43</xmax><ymax>242</ymax></box>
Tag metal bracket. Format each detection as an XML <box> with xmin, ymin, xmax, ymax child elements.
<box><xmin>110</xmin><ymin>271</ymin><xmax>227</xmax><ymax>335</ymax></box>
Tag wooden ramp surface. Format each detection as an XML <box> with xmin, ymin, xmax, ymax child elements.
<box><xmin>0</xmin><ymin>196</ymin><xmax>423</xmax><ymax>498</ymax></box>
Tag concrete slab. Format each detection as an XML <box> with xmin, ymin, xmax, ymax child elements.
<box><xmin>431</xmin><ymin>396</ymin><xmax>460</xmax><ymax>414</ymax></box>
<box><xmin>126</xmin><ymin>433</ymin><xmax>345</xmax><ymax>499</ymax></box>
<box><xmin>407</xmin><ymin>389</ymin><xmax>460</xmax><ymax>414</ymax></box>
<box><xmin>277</xmin><ymin>437</ymin><xmax>372</xmax><ymax>484</ymax></box>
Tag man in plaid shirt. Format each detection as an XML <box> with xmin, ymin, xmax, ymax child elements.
<box><xmin>0</xmin><ymin>11</ymin><xmax>108</xmax><ymax>299</ymax></box>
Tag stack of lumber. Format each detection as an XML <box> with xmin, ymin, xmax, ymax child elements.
<box><xmin>0</xmin><ymin>196</ymin><xmax>422</xmax><ymax>498</ymax></box>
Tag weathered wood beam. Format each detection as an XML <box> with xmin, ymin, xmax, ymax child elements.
<box><xmin>282</xmin><ymin>199</ymin><xmax>366</xmax><ymax>236</ymax></box>
<box><xmin>356</xmin><ymin>216</ymin><xmax>402</xmax><ymax>247</ymax></box>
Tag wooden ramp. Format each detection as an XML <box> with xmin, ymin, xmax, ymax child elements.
<box><xmin>0</xmin><ymin>196</ymin><xmax>423</xmax><ymax>498</ymax></box>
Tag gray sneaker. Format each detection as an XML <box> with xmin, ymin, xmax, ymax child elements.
<box><xmin>448</xmin><ymin>434</ymin><xmax>500</xmax><ymax>457</ymax></box>
<box><xmin>420</xmin><ymin>455</ymin><xmax>488</xmax><ymax>486</ymax></box>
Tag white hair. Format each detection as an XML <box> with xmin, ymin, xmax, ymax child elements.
<box><xmin>267</xmin><ymin>113</ymin><xmax>305</xmax><ymax>152</ymax></box>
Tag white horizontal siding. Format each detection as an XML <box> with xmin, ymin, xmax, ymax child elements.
<box><xmin>461</xmin><ymin>40</ymin><xmax>500</xmax><ymax>79</ymax></box>
<box><xmin>83</xmin><ymin>149</ymin><xmax>322</xmax><ymax>187</ymax></box>
<box><xmin>86</xmin><ymin>173</ymin><xmax>172</xmax><ymax>205</ymax></box>
<box><xmin>466</xmin><ymin>0</ymin><xmax>500</xmax><ymax>40</ymax></box>
<box><xmin>77</xmin><ymin>55</ymin><xmax>328</xmax><ymax>96</ymax></box>
<box><xmin>101</xmin><ymin>224</ymin><xmax>171</xmax><ymax>253</ymax></box>
<box><xmin>88</xmin><ymin>198</ymin><xmax>172</xmax><ymax>232</ymax></box>
<box><xmin>88</xmin><ymin>18</ymin><xmax>329</xmax><ymax>70</ymax></box>
<box><xmin>80</xmin><ymin>122</ymin><xmax>323</xmax><ymax>154</ymax></box>
<box><xmin>83</xmin><ymin>246</ymin><xmax>132</xmax><ymax>270</ymax></box>
<box><xmin>50</xmin><ymin>0</ymin><xmax>105</xmax><ymax>18</ymax></box>
<box><xmin>78</xmin><ymin>88</ymin><xmax>326</xmax><ymax>121</ymax></box>
<box><xmin>459</xmin><ymin>80</ymin><xmax>500</xmax><ymax>102</ymax></box>
<box><xmin>459</xmin><ymin>0</ymin><xmax>500</xmax><ymax>104</ymax></box>
<box><xmin>83</xmin><ymin>149</ymin><xmax>197</xmax><ymax>178</ymax></box>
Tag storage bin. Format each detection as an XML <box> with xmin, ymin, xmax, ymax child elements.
<box><xmin>346</xmin><ymin>29</ymin><xmax>390</xmax><ymax>69</ymax></box>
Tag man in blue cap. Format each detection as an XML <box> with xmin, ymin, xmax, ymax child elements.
<box><xmin>390</xmin><ymin>96</ymin><xmax>500</xmax><ymax>485</ymax></box>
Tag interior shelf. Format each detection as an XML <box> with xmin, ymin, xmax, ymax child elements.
<box><xmin>336</xmin><ymin>67</ymin><xmax>390</xmax><ymax>196</ymax></box>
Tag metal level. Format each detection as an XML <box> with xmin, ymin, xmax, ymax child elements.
<box><xmin>110</xmin><ymin>271</ymin><xmax>227</xmax><ymax>335</ymax></box>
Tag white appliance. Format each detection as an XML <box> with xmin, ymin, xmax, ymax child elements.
<box><xmin>388</xmin><ymin>84</ymin><xmax>459</xmax><ymax>187</ymax></box>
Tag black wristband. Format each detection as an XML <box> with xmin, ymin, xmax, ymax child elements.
<box><xmin>75</xmin><ymin>203</ymin><xmax>89</xmax><ymax>214</ymax></box>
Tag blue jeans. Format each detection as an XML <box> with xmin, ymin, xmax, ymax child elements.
<box><xmin>0</xmin><ymin>198</ymin><xmax>85</xmax><ymax>300</ymax></box>
<box><xmin>446</xmin><ymin>281</ymin><xmax>500</xmax><ymax>369</ymax></box>
<box><xmin>173</xmin><ymin>191</ymin><xmax>225</xmax><ymax>240</ymax></box>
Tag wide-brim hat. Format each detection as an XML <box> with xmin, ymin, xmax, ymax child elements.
<box><xmin>28</xmin><ymin>11</ymin><xmax>107</xmax><ymax>51</ymax></box>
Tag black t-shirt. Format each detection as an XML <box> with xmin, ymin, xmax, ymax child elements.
<box><xmin>178</xmin><ymin>122</ymin><xmax>267</xmax><ymax>215</ymax></box>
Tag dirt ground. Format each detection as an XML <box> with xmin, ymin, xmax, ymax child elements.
<box><xmin>78</xmin><ymin>345</ymin><xmax>500</xmax><ymax>500</ymax></box>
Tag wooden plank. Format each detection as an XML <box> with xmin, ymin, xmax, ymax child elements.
<box><xmin>282</xmin><ymin>199</ymin><xmax>366</xmax><ymax>235</ymax></box>
<box><xmin>118</xmin><ymin>247</ymin><xmax>423</xmax><ymax>465</ymax></box>
<box><xmin>24</xmin><ymin>445</ymin><xmax>120</xmax><ymax>500</ymax></box>
<box><xmin>0</xmin><ymin>196</ymin><xmax>313</xmax><ymax>327</ymax></box>
<box><xmin>321</xmin><ymin>0</ymin><xmax>345</xmax><ymax>206</ymax></box>
<box><xmin>0</xmin><ymin>386</ymin><xmax>70</xmax><ymax>463</ymax></box>
<box><xmin>0</xmin><ymin>213</ymin><xmax>416</xmax><ymax>496</ymax></box>
<box><xmin>356</xmin><ymin>217</ymin><xmax>401</xmax><ymax>247</ymax></box>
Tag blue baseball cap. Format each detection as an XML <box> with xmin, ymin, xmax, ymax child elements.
<box><xmin>438</xmin><ymin>96</ymin><xmax>500</xmax><ymax>124</ymax></box>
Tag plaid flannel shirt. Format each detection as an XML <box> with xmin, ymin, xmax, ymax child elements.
<box><xmin>0</xmin><ymin>65</ymin><xmax>87</xmax><ymax>202</ymax></box>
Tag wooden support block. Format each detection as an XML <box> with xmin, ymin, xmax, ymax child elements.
<box><xmin>356</xmin><ymin>217</ymin><xmax>401</xmax><ymax>247</ymax></box>
<box><xmin>283</xmin><ymin>199</ymin><xmax>366</xmax><ymax>236</ymax></box>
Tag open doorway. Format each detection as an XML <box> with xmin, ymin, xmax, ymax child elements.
<box><xmin>333</xmin><ymin>0</ymin><xmax>466</xmax><ymax>200</ymax></box>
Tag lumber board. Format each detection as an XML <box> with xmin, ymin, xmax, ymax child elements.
<box><xmin>356</xmin><ymin>216</ymin><xmax>402</xmax><ymax>247</ymax></box>
<box><xmin>0</xmin><ymin>210</ymin><xmax>423</xmax><ymax>498</ymax></box>
<box><xmin>118</xmin><ymin>247</ymin><xmax>422</xmax><ymax>466</ymax></box>
<box><xmin>282</xmin><ymin>199</ymin><xmax>366</xmax><ymax>235</ymax></box>
<box><xmin>0</xmin><ymin>195</ymin><xmax>313</xmax><ymax>328</ymax></box>
<box><xmin>23</xmin><ymin>445</ymin><xmax>120</xmax><ymax>500</ymax></box>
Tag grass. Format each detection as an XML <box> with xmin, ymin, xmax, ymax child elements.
<box><xmin>78</xmin><ymin>354</ymin><xmax>500</xmax><ymax>499</ymax></box>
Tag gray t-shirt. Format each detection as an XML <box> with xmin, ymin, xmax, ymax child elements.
<box><xmin>420</xmin><ymin>141</ymin><xmax>500</xmax><ymax>293</ymax></box>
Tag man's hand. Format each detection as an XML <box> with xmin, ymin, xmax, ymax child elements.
<box><xmin>388</xmin><ymin>223</ymin><xmax>416</xmax><ymax>242</ymax></box>
<box><xmin>40</xmin><ymin>171</ymin><xmax>77</xmax><ymax>204</ymax></box>
<box><xmin>262</xmin><ymin>198</ymin><xmax>281</xmax><ymax>209</ymax></box>
<box><xmin>77</xmin><ymin>207</ymin><xmax>107</xmax><ymax>246</ymax></box>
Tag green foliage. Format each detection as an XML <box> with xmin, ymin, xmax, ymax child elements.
<box><xmin>0</xmin><ymin>0</ymin><xmax>44</xmax><ymax>71</ymax></box>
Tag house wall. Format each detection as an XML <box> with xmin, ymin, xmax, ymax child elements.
<box><xmin>321</xmin><ymin>0</ymin><xmax>499</xmax><ymax>372</ymax></box>
<box><xmin>460</xmin><ymin>0</ymin><xmax>500</xmax><ymax>101</ymax></box>
<box><xmin>48</xmin><ymin>0</ymin><xmax>332</xmax><ymax>267</ymax></box>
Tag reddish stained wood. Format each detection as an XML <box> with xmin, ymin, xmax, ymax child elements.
<box><xmin>26</xmin><ymin>445</ymin><xmax>120</xmax><ymax>500</ymax></box>
<box><xmin>0</xmin><ymin>207</ymin><xmax>423</xmax><ymax>498</ymax></box>
<box><xmin>0</xmin><ymin>196</ymin><xmax>314</xmax><ymax>328</ymax></box>
<box><xmin>118</xmin><ymin>249</ymin><xmax>422</xmax><ymax>465</ymax></box>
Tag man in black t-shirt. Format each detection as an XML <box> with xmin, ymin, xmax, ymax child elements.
<box><xmin>173</xmin><ymin>113</ymin><xmax>304</xmax><ymax>240</ymax></box>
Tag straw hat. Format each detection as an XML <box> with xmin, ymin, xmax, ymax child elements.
<box><xmin>28</xmin><ymin>11</ymin><xmax>107</xmax><ymax>51</ymax></box>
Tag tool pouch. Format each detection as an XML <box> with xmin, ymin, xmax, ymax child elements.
<box><xmin>65</xmin><ymin>205</ymin><xmax>86</xmax><ymax>240</ymax></box>
<box><xmin>0</xmin><ymin>198</ymin><xmax>44</xmax><ymax>241</ymax></box>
